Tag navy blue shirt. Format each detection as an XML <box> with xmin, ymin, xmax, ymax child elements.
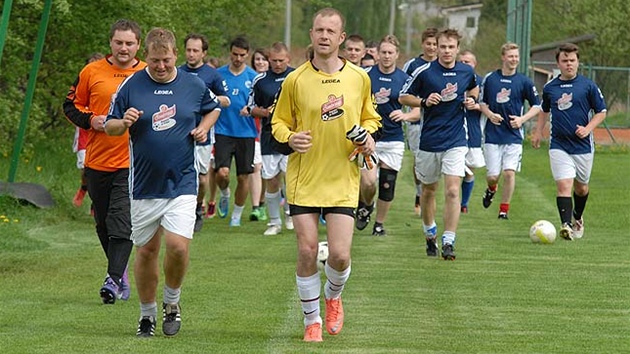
<box><xmin>107</xmin><ymin>68</ymin><xmax>220</xmax><ymax>199</ymax></box>
<box><xmin>400</xmin><ymin>61</ymin><xmax>478</xmax><ymax>152</ymax></box>
<box><xmin>466</xmin><ymin>73</ymin><xmax>484</xmax><ymax>148</ymax></box>
<box><xmin>542</xmin><ymin>74</ymin><xmax>606</xmax><ymax>154</ymax></box>
<box><xmin>365</xmin><ymin>65</ymin><xmax>409</xmax><ymax>142</ymax></box>
<box><xmin>402</xmin><ymin>55</ymin><xmax>431</xmax><ymax>126</ymax></box>
<box><xmin>480</xmin><ymin>70</ymin><xmax>540</xmax><ymax>144</ymax></box>
<box><xmin>248</xmin><ymin>67</ymin><xmax>295</xmax><ymax>155</ymax></box>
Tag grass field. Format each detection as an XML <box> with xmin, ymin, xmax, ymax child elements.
<box><xmin>1</xmin><ymin>138</ymin><xmax>629</xmax><ymax>353</ymax></box>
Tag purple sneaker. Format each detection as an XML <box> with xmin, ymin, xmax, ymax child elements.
<box><xmin>99</xmin><ymin>276</ymin><xmax>121</xmax><ymax>304</ymax></box>
<box><xmin>120</xmin><ymin>269</ymin><xmax>131</xmax><ymax>301</ymax></box>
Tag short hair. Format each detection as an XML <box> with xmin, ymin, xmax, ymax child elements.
<box><xmin>366</xmin><ymin>40</ymin><xmax>378</xmax><ymax>49</ymax></box>
<box><xmin>270</xmin><ymin>42</ymin><xmax>289</xmax><ymax>53</ymax></box>
<box><xmin>184</xmin><ymin>33</ymin><xmax>208</xmax><ymax>52</ymax></box>
<box><xmin>437</xmin><ymin>28</ymin><xmax>461</xmax><ymax>46</ymax></box>
<box><xmin>250</xmin><ymin>48</ymin><xmax>269</xmax><ymax>67</ymax></box>
<box><xmin>109</xmin><ymin>19</ymin><xmax>142</xmax><ymax>42</ymax></box>
<box><xmin>86</xmin><ymin>52</ymin><xmax>104</xmax><ymax>64</ymax></box>
<box><xmin>362</xmin><ymin>53</ymin><xmax>374</xmax><ymax>62</ymax></box>
<box><xmin>459</xmin><ymin>49</ymin><xmax>477</xmax><ymax>64</ymax></box>
<box><xmin>205</xmin><ymin>57</ymin><xmax>220</xmax><ymax>68</ymax></box>
<box><xmin>144</xmin><ymin>28</ymin><xmax>176</xmax><ymax>54</ymax></box>
<box><xmin>379</xmin><ymin>34</ymin><xmax>400</xmax><ymax>51</ymax></box>
<box><xmin>556</xmin><ymin>43</ymin><xmax>580</xmax><ymax>61</ymax></box>
<box><xmin>230</xmin><ymin>36</ymin><xmax>250</xmax><ymax>52</ymax></box>
<box><xmin>312</xmin><ymin>7</ymin><xmax>345</xmax><ymax>31</ymax></box>
<box><xmin>421</xmin><ymin>27</ymin><xmax>438</xmax><ymax>43</ymax></box>
<box><xmin>346</xmin><ymin>34</ymin><xmax>365</xmax><ymax>45</ymax></box>
<box><xmin>501</xmin><ymin>42</ymin><xmax>519</xmax><ymax>55</ymax></box>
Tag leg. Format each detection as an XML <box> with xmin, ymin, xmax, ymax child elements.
<box><xmin>498</xmin><ymin>169</ymin><xmax>516</xmax><ymax>218</ymax></box>
<box><xmin>556</xmin><ymin>178</ymin><xmax>574</xmax><ymax>239</ymax></box>
<box><xmin>356</xmin><ymin>167</ymin><xmax>377</xmax><ymax>230</ymax></box>
<box><xmin>135</xmin><ymin>227</ymin><xmax>162</xmax><ymax>306</ymax></box>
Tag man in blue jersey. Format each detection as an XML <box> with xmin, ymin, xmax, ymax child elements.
<box><xmin>215</xmin><ymin>36</ymin><xmax>259</xmax><ymax>226</ymax></box>
<box><xmin>357</xmin><ymin>34</ymin><xmax>419</xmax><ymax>236</ymax></box>
<box><xmin>402</xmin><ymin>27</ymin><xmax>438</xmax><ymax>216</ymax></box>
<box><xmin>247</xmin><ymin>42</ymin><xmax>295</xmax><ymax>236</ymax></box>
<box><xmin>180</xmin><ymin>33</ymin><xmax>230</xmax><ymax>233</ymax></box>
<box><xmin>105</xmin><ymin>28</ymin><xmax>221</xmax><ymax>337</ymax></box>
<box><xmin>532</xmin><ymin>43</ymin><xmax>606</xmax><ymax>240</ymax></box>
<box><xmin>458</xmin><ymin>50</ymin><xmax>485</xmax><ymax>214</ymax></box>
<box><xmin>478</xmin><ymin>42</ymin><xmax>541</xmax><ymax>220</ymax></box>
<box><xmin>399</xmin><ymin>28</ymin><xmax>478</xmax><ymax>260</ymax></box>
<box><xmin>343</xmin><ymin>34</ymin><xmax>366</xmax><ymax>66</ymax></box>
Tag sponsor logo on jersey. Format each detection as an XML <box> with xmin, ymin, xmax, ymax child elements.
<box><xmin>154</xmin><ymin>89</ymin><xmax>173</xmax><ymax>95</ymax></box>
<box><xmin>322</xmin><ymin>78</ymin><xmax>340</xmax><ymax>84</ymax></box>
<box><xmin>440</xmin><ymin>82</ymin><xmax>458</xmax><ymax>102</ymax></box>
<box><xmin>496</xmin><ymin>88</ymin><xmax>511</xmax><ymax>104</ymax></box>
<box><xmin>443</xmin><ymin>72</ymin><xmax>456</xmax><ymax>76</ymax></box>
<box><xmin>321</xmin><ymin>94</ymin><xmax>344</xmax><ymax>121</ymax></box>
<box><xmin>152</xmin><ymin>104</ymin><xmax>177</xmax><ymax>131</ymax></box>
<box><xmin>375</xmin><ymin>87</ymin><xmax>391</xmax><ymax>105</ymax></box>
<box><xmin>245</xmin><ymin>80</ymin><xmax>253</xmax><ymax>89</ymax></box>
<box><xmin>114</xmin><ymin>73</ymin><xmax>129</xmax><ymax>78</ymax></box>
<box><xmin>557</xmin><ymin>92</ymin><xmax>573</xmax><ymax>111</ymax></box>
<box><xmin>378</xmin><ymin>77</ymin><xmax>392</xmax><ymax>82</ymax></box>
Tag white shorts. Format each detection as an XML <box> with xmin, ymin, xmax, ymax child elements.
<box><xmin>484</xmin><ymin>143</ymin><xmax>522</xmax><ymax>176</ymax></box>
<box><xmin>130</xmin><ymin>194</ymin><xmax>197</xmax><ymax>247</ymax></box>
<box><xmin>76</xmin><ymin>149</ymin><xmax>86</xmax><ymax>170</ymax></box>
<box><xmin>195</xmin><ymin>144</ymin><xmax>213</xmax><ymax>175</ymax></box>
<box><xmin>414</xmin><ymin>146</ymin><xmax>467</xmax><ymax>184</ymax></box>
<box><xmin>376</xmin><ymin>141</ymin><xmax>405</xmax><ymax>171</ymax></box>
<box><xmin>465</xmin><ymin>147</ymin><xmax>485</xmax><ymax>169</ymax></box>
<box><xmin>405</xmin><ymin>122</ymin><xmax>422</xmax><ymax>154</ymax></box>
<box><xmin>254</xmin><ymin>141</ymin><xmax>262</xmax><ymax>165</ymax></box>
<box><xmin>549</xmin><ymin>149</ymin><xmax>593</xmax><ymax>184</ymax></box>
<box><xmin>261</xmin><ymin>153</ymin><xmax>287</xmax><ymax>179</ymax></box>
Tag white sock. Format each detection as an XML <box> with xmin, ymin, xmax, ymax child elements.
<box><xmin>140</xmin><ymin>302</ymin><xmax>158</xmax><ymax>318</ymax></box>
<box><xmin>296</xmin><ymin>272</ymin><xmax>322</xmax><ymax>326</ymax></box>
<box><xmin>163</xmin><ymin>285</ymin><xmax>181</xmax><ymax>304</ymax></box>
<box><xmin>232</xmin><ymin>204</ymin><xmax>244</xmax><ymax>221</ymax></box>
<box><xmin>442</xmin><ymin>231</ymin><xmax>456</xmax><ymax>246</ymax></box>
<box><xmin>220</xmin><ymin>187</ymin><xmax>230</xmax><ymax>198</ymax></box>
<box><xmin>265</xmin><ymin>190</ymin><xmax>282</xmax><ymax>225</ymax></box>
<box><xmin>324</xmin><ymin>261</ymin><xmax>350</xmax><ymax>300</ymax></box>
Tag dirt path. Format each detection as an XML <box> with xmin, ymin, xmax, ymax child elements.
<box><xmin>593</xmin><ymin>128</ymin><xmax>630</xmax><ymax>145</ymax></box>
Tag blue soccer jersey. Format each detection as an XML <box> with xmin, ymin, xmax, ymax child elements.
<box><xmin>466</xmin><ymin>73</ymin><xmax>484</xmax><ymax>148</ymax></box>
<box><xmin>480</xmin><ymin>70</ymin><xmax>541</xmax><ymax>144</ymax></box>
<box><xmin>365</xmin><ymin>65</ymin><xmax>410</xmax><ymax>142</ymax></box>
<box><xmin>216</xmin><ymin>65</ymin><xmax>258</xmax><ymax>138</ymax></box>
<box><xmin>542</xmin><ymin>74</ymin><xmax>607</xmax><ymax>154</ymax></box>
<box><xmin>107</xmin><ymin>68</ymin><xmax>220</xmax><ymax>199</ymax></box>
<box><xmin>249</xmin><ymin>67</ymin><xmax>295</xmax><ymax>155</ymax></box>
<box><xmin>402</xmin><ymin>55</ymin><xmax>431</xmax><ymax>127</ymax></box>
<box><xmin>400</xmin><ymin>61</ymin><xmax>478</xmax><ymax>152</ymax></box>
<box><xmin>179</xmin><ymin>64</ymin><xmax>228</xmax><ymax>146</ymax></box>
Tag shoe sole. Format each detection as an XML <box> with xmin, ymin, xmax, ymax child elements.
<box><xmin>559</xmin><ymin>228</ymin><xmax>574</xmax><ymax>241</ymax></box>
<box><xmin>100</xmin><ymin>288</ymin><xmax>117</xmax><ymax>304</ymax></box>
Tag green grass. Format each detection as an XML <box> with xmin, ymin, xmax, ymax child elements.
<box><xmin>1</xmin><ymin>138</ymin><xmax>629</xmax><ymax>353</ymax></box>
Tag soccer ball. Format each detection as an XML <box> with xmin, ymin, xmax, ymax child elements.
<box><xmin>317</xmin><ymin>241</ymin><xmax>328</xmax><ymax>271</ymax></box>
<box><xmin>529</xmin><ymin>220</ymin><xmax>557</xmax><ymax>244</ymax></box>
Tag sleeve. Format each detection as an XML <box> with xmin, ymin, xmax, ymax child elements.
<box><xmin>525</xmin><ymin>78</ymin><xmax>541</xmax><ymax>107</ymax></box>
<box><xmin>201</xmin><ymin>87</ymin><xmax>221</xmax><ymax>115</ymax></box>
<box><xmin>106</xmin><ymin>80</ymin><xmax>129</xmax><ymax>121</ymax></box>
<box><xmin>209</xmin><ymin>72</ymin><xmax>229</xmax><ymax>97</ymax></box>
<box><xmin>590</xmin><ymin>82</ymin><xmax>607</xmax><ymax>113</ymax></box>
<box><xmin>271</xmin><ymin>77</ymin><xmax>295</xmax><ymax>143</ymax></box>
<box><xmin>63</xmin><ymin>71</ymin><xmax>94</xmax><ymax>130</ymax></box>
<box><xmin>541</xmin><ymin>87</ymin><xmax>551</xmax><ymax>113</ymax></box>
<box><xmin>359</xmin><ymin>73</ymin><xmax>382</xmax><ymax>134</ymax></box>
<box><xmin>466</xmin><ymin>71</ymin><xmax>478</xmax><ymax>91</ymax></box>
<box><xmin>479</xmin><ymin>73</ymin><xmax>490</xmax><ymax>105</ymax></box>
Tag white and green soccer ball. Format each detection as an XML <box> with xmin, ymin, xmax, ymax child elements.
<box><xmin>529</xmin><ymin>220</ymin><xmax>557</xmax><ymax>244</ymax></box>
<box><xmin>317</xmin><ymin>241</ymin><xmax>328</xmax><ymax>271</ymax></box>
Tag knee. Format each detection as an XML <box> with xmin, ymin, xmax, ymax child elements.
<box><xmin>378</xmin><ymin>169</ymin><xmax>397</xmax><ymax>202</ymax></box>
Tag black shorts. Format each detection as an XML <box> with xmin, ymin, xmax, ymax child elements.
<box><xmin>289</xmin><ymin>205</ymin><xmax>355</xmax><ymax>218</ymax></box>
<box><xmin>214</xmin><ymin>134</ymin><xmax>255</xmax><ymax>175</ymax></box>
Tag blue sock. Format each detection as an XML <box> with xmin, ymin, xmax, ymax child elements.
<box><xmin>461</xmin><ymin>179</ymin><xmax>474</xmax><ymax>207</ymax></box>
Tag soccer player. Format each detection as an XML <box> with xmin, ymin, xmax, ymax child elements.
<box><xmin>360</xmin><ymin>53</ymin><xmax>376</xmax><ymax>67</ymax></box>
<box><xmin>365</xmin><ymin>40</ymin><xmax>379</xmax><ymax>63</ymax></box>
<box><xmin>214</xmin><ymin>37</ymin><xmax>259</xmax><ymax>226</ymax></box>
<box><xmin>358</xmin><ymin>34</ymin><xmax>419</xmax><ymax>236</ymax></box>
<box><xmin>179</xmin><ymin>33</ymin><xmax>230</xmax><ymax>233</ymax></box>
<box><xmin>399</xmin><ymin>28</ymin><xmax>478</xmax><ymax>260</ymax></box>
<box><xmin>343</xmin><ymin>33</ymin><xmax>366</xmax><ymax>66</ymax></box>
<box><xmin>63</xmin><ymin>19</ymin><xmax>145</xmax><ymax>304</ymax></box>
<box><xmin>105</xmin><ymin>27</ymin><xmax>221</xmax><ymax>337</ymax></box>
<box><xmin>402</xmin><ymin>27</ymin><xmax>438</xmax><ymax>216</ymax></box>
<box><xmin>478</xmin><ymin>42</ymin><xmax>541</xmax><ymax>219</ymax></box>
<box><xmin>246</xmin><ymin>48</ymin><xmax>270</xmax><ymax>222</ymax></box>
<box><xmin>271</xmin><ymin>7</ymin><xmax>381</xmax><ymax>342</ymax></box>
<box><xmin>458</xmin><ymin>50</ymin><xmax>485</xmax><ymax>213</ymax></box>
<box><xmin>247</xmin><ymin>42</ymin><xmax>295</xmax><ymax>236</ymax></box>
<box><xmin>532</xmin><ymin>43</ymin><xmax>606</xmax><ymax>240</ymax></box>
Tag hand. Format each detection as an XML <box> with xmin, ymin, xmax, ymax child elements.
<box><xmin>488</xmin><ymin>112</ymin><xmax>503</xmax><ymax>126</ymax></box>
<box><xmin>122</xmin><ymin>108</ymin><xmax>143</xmax><ymax>128</ymax></box>
<box><xmin>190</xmin><ymin>127</ymin><xmax>208</xmax><ymax>143</ymax></box>
<box><xmin>575</xmin><ymin>125</ymin><xmax>590</xmax><ymax>139</ymax></box>
<box><xmin>509</xmin><ymin>115</ymin><xmax>523</xmax><ymax>129</ymax></box>
<box><xmin>389</xmin><ymin>109</ymin><xmax>406</xmax><ymax>122</ymax></box>
<box><xmin>425</xmin><ymin>93</ymin><xmax>442</xmax><ymax>107</ymax></box>
<box><xmin>531</xmin><ymin>130</ymin><xmax>542</xmax><ymax>149</ymax></box>
<box><xmin>239</xmin><ymin>106</ymin><xmax>249</xmax><ymax>116</ymax></box>
<box><xmin>90</xmin><ymin>114</ymin><xmax>108</xmax><ymax>131</ymax></box>
<box><xmin>463</xmin><ymin>97</ymin><xmax>477</xmax><ymax>110</ymax></box>
<box><xmin>289</xmin><ymin>130</ymin><xmax>313</xmax><ymax>153</ymax></box>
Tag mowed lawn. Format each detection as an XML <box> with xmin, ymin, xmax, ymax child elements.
<box><xmin>1</xmin><ymin>141</ymin><xmax>628</xmax><ymax>353</ymax></box>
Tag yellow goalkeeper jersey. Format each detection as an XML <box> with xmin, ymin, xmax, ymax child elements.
<box><xmin>272</xmin><ymin>60</ymin><xmax>381</xmax><ymax>207</ymax></box>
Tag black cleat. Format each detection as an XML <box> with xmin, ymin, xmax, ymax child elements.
<box><xmin>498</xmin><ymin>212</ymin><xmax>509</xmax><ymax>220</ymax></box>
<box><xmin>426</xmin><ymin>237</ymin><xmax>439</xmax><ymax>257</ymax></box>
<box><xmin>136</xmin><ymin>316</ymin><xmax>156</xmax><ymax>337</ymax></box>
<box><xmin>482</xmin><ymin>188</ymin><xmax>495</xmax><ymax>209</ymax></box>
<box><xmin>442</xmin><ymin>244</ymin><xmax>456</xmax><ymax>260</ymax></box>
<box><xmin>355</xmin><ymin>202</ymin><xmax>373</xmax><ymax>231</ymax></box>
<box><xmin>372</xmin><ymin>223</ymin><xmax>386</xmax><ymax>236</ymax></box>
<box><xmin>162</xmin><ymin>303</ymin><xmax>182</xmax><ymax>336</ymax></box>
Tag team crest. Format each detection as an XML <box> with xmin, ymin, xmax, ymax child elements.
<box><xmin>321</xmin><ymin>94</ymin><xmax>344</xmax><ymax>121</ymax></box>
<box><xmin>557</xmin><ymin>93</ymin><xmax>573</xmax><ymax>110</ymax></box>
<box><xmin>496</xmin><ymin>88</ymin><xmax>511</xmax><ymax>104</ymax></box>
<box><xmin>440</xmin><ymin>83</ymin><xmax>458</xmax><ymax>102</ymax></box>
<box><xmin>152</xmin><ymin>104</ymin><xmax>177</xmax><ymax>131</ymax></box>
<box><xmin>375</xmin><ymin>87</ymin><xmax>391</xmax><ymax>105</ymax></box>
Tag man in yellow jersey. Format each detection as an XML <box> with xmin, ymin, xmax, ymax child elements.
<box><xmin>272</xmin><ymin>7</ymin><xmax>381</xmax><ymax>342</ymax></box>
<box><xmin>63</xmin><ymin>19</ymin><xmax>146</xmax><ymax>304</ymax></box>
